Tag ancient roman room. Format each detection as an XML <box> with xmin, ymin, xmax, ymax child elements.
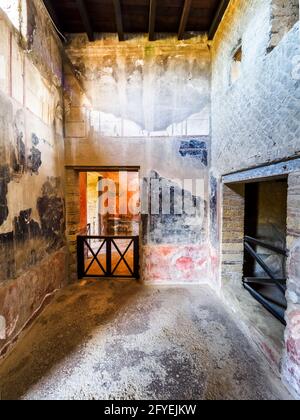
<box><xmin>0</xmin><ymin>0</ymin><xmax>299</xmax><ymax>402</ymax></box>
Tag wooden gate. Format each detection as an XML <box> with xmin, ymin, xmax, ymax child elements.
<box><xmin>77</xmin><ymin>236</ymin><xmax>140</xmax><ymax>279</ymax></box>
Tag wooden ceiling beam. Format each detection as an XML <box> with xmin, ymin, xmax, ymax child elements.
<box><xmin>43</xmin><ymin>0</ymin><xmax>63</xmax><ymax>34</ymax></box>
<box><xmin>148</xmin><ymin>0</ymin><xmax>157</xmax><ymax>41</ymax></box>
<box><xmin>75</xmin><ymin>0</ymin><xmax>95</xmax><ymax>42</ymax></box>
<box><xmin>208</xmin><ymin>0</ymin><xmax>230</xmax><ymax>40</ymax></box>
<box><xmin>178</xmin><ymin>0</ymin><xmax>192</xmax><ymax>40</ymax></box>
<box><xmin>113</xmin><ymin>0</ymin><xmax>125</xmax><ymax>41</ymax></box>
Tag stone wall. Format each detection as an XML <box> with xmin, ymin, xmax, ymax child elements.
<box><xmin>211</xmin><ymin>0</ymin><xmax>300</xmax><ymax>397</ymax></box>
<box><xmin>0</xmin><ymin>1</ymin><xmax>67</xmax><ymax>355</ymax></box>
<box><xmin>211</xmin><ymin>0</ymin><xmax>300</xmax><ymax>176</ymax></box>
<box><xmin>270</xmin><ymin>0</ymin><xmax>299</xmax><ymax>49</ymax></box>
<box><xmin>64</xmin><ymin>34</ymin><xmax>213</xmax><ymax>285</ymax></box>
<box><xmin>283</xmin><ymin>172</ymin><xmax>300</xmax><ymax>397</ymax></box>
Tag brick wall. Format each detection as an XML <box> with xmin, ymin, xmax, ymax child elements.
<box><xmin>221</xmin><ymin>184</ymin><xmax>245</xmax><ymax>288</ymax></box>
<box><xmin>65</xmin><ymin>169</ymin><xmax>81</xmax><ymax>282</ymax></box>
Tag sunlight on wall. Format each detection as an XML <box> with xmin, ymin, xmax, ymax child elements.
<box><xmin>0</xmin><ymin>0</ymin><xmax>27</xmax><ymax>35</ymax></box>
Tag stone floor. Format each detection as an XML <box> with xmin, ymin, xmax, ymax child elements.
<box><xmin>0</xmin><ymin>280</ymin><xmax>292</xmax><ymax>400</ymax></box>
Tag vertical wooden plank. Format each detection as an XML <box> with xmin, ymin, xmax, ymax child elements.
<box><xmin>149</xmin><ymin>0</ymin><xmax>157</xmax><ymax>41</ymax></box>
<box><xmin>178</xmin><ymin>0</ymin><xmax>192</xmax><ymax>40</ymax></box>
<box><xmin>113</xmin><ymin>0</ymin><xmax>125</xmax><ymax>41</ymax></box>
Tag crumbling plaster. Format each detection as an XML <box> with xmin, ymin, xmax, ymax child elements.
<box><xmin>0</xmin><ymin>1</ymin><xmax>68</xmax><ymax>356</ymax></box>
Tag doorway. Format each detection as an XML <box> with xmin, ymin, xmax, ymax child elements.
<box><xmin>243</xmin><ymin>179</ymin><xmax>288</xmax><ymax>325</ymax></box>
<box><xmin>77</xmin><ymin>169</ymin><xmax>141</xmax><ymax>279</ymax></box>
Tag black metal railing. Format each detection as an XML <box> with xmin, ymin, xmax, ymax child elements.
<box><xmin>77</xmin><ymin>235</ymin><xmax>140</xmax><ymax>280</ymax></box>
<box><xmin>243</xmin><ymin>235</ymin><xmax>288</xmax><ymax>325</ymax></box>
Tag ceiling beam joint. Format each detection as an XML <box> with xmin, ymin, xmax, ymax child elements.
<box><xmin>208</xmin><ymin>0</ymin><xmax>230</xmax><ymax>40</ymax></box>
<box><xmin>113</xmin><ymin>0</ymin><xmax>125</xmax><ymax>42</ymax></box>
<box><xmin>178</xmin><ymin>0</ymin><xmax>192</xmax><ymax>40</ymax></box>
<box><xmin>75</xmin><ymin>0</ymin><xmax>95</xmax><ymax>42</ymax></box>
<box><xmin>148</xmin><ymin>0</ymin><xmax>157</xmax><ymax>41</ymax></box>
<box><xmin>43</xmin><ymin>0</ymin><xmax>64</xmax><ymax>36</ymax></box>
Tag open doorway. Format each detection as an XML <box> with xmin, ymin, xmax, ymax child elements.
<box><xmin>243</xmin><ymin>179</ymin><xmax>288</xmax><ymax>325</ymax></box>
<box><xmin>77</xmin><ymin>169</ymin><xmax>141</xmax><ymax>279</ymax></box>
<box><xmin>221</xmin><ymin>177</ymin><xmax>288</xmax><ymax>371</ymax></box>
<box><xmin>86</xmin><ymin>171</ymin><xmax>140</xmax><ymax>237</ymax></box>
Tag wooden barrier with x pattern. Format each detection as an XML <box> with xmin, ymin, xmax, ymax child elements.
<box><xmin>77</xmin><ymin>236</ymin><xmax>140</xmax><ymax>279</ymax></box>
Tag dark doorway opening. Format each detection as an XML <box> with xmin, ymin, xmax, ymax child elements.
<box><xmin>243</xmin><ymin>178</ymin><xmax>288</xmax><ymax>325</ymax></box>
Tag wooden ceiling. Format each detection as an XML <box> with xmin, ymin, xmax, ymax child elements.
<box><xmin>43</xmin><ymin>0</ymin><xmax>230</xmax><ymax>42</ymax></box>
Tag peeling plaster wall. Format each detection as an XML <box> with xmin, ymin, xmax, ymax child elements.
<box><xmin>0</xmin><ymin>1</ymin><xmax>67</xmax><ymax>356</ymax></box>
<box><xmin>64</xmin><ymin>34</ymin><xmax>212</xmax><ymax>284</ymax></box>
<box><xmin>211</xmin><ymin>0</ymin><xmax>300</xmax><ymax>397</ymax></box>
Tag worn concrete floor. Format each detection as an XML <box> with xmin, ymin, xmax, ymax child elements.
<box><xmin>0</xmin><ymin>280</ymin><xmax>292</xmax><ymax>400</ymax></box>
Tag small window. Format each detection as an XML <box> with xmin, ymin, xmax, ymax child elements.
<box><xmin>230</xmin><ymin>45</ymin><xmax>242</xmax><ymax>86</ymax></box>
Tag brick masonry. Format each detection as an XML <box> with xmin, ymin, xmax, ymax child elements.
<box><xmin>221</xmin><ymin>184</ymin><xmax>245</xmax><ymax>287</ymax></box>
<box><xmin>65</xmin><ymin>168</ymin><xmax>81</xmax><ymax>283</ymax></box>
